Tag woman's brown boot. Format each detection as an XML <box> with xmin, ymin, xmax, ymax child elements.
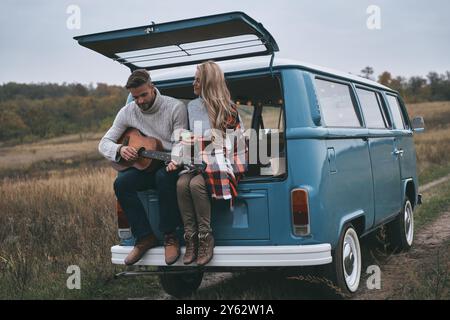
<box><xmin>197</xmin><ymin>233</ymin><xmax>214</xmax><ymax>266</ymax></box>
<box><xmin>183</xmin><ymin>233</ymin><xmax>198</xmax><ymax>265</ymax></box>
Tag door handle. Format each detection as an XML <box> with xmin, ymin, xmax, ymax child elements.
<box><xmin>393</xmin><ymin>148</ymin><xmax>404</xmax><ymax>157</ymax></box>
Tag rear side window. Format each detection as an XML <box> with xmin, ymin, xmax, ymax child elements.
<box><xmin>236</xmin><ymin>104</ymin><xmax>253</xmax><ymax>130</ymax></box>
<box><xmin>386</xmin><ymin>95</ymin><xmax>405</xmax><ymax>129</ymax></box>
<box><xmin>315</xmin><ymin>78</ymin><xmax>361</xmax><ymax>127</ymax></box>
<box><xmin>356</xmin><ymin>88</ymin><xmax>387</xmax><ymax>129</ymax></box>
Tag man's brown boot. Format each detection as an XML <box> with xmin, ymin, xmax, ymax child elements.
<box><xmin>197</xmin><ymin>233</ymin><xmax>214</xmax><ymax>266</ymax></box>
<box><xmin>124</xmin><ymin>233</ymin><xmax>158</xmax><ymax>265</ymax></box>
<box><xmin>164</xmin><ymin>233</ymin><xmax>181</xmax><ymax>265</ymax></box>
<box><xmin>183</xmin><ymin>233</ymin><xmax>198</xmax><ymax>265</ymax></box>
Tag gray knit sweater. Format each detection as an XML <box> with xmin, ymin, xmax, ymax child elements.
<box><xmin>98</xmin><ymin>88</ymin><xmax>188</xmax><ymax>162</ymax></box>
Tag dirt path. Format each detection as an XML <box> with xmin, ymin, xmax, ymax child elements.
<box><xmin>420</xmin><ymin>174</ymin><xmax>450</xmax><ymax>192</ymax></box>
<box><xmin>355</xmin><ymin>211</ymin><xmax>450</xmax><ymax>299</ymax></box>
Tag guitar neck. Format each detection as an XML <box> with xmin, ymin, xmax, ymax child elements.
<box><xmin>140</xmin><ymin>150</ymin><xmax>173</xmax><ymax>162</ymax></box>
<box><xmin>140</xmin><ymin>148</ymin><xmax>206</xmax><ymax>172</ymax></box>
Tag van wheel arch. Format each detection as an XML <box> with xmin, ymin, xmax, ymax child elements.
<box><xmin>405</xmin><ymin>181</ymin><xmax>416</xmax><ymax>209</ymax></box>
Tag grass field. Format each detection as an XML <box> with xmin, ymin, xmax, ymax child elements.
<box><xmin>407</xmin><ymin>101</ymin><xmax>450</xmax><ymax>184</ymax></box>
<box><xmin>0</xmin><ymin>100</ymin><xmax>449</xmax><ymax>299</ymax></box>
<box><xmin>0</xmin><ymin>167</ymin><xmax>162</xmax><ymax>299</ymax></box>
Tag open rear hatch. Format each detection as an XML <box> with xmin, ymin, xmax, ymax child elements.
<box><xmin>74</xmin><ymin>11</ymin><xmax>279</xmax><ymax>71</ymax></box>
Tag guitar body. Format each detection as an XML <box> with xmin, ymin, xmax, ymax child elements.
<box><xmin>111</xmin><ymin>128</ymin><xmax>164</xmax><ymax>172</ymax></box>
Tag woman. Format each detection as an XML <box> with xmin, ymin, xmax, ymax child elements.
<box><xmin>167</xmin><ymin>61</ymin><xmax>246</xmax><ymax>266</ymax></box>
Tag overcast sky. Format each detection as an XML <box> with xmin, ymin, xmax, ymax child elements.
<box><xmin>1</xmin><ymin>0</ymin><xmax>449</xmax><ymax>85</ymax></box>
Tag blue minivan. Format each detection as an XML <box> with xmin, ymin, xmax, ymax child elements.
<box><xmin>75</xmin><ymin>12</ymin><xmax>425</xmax><ymax>297</ymax></box>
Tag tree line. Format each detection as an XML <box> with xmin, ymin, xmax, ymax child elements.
<box><xmin>0</xmin><ymin>83</ymin><xmax>127</xmax><ymax>143</ymax></box>
<box><xmin>361</xmin><ymin>67</ymin><xmax>450</xmax><ymax>102</ymax></box>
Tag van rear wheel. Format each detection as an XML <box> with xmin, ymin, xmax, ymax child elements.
<box><xmin>328</xmin><ymin>224</ymin><xmax>362</xmax><ymax>296</ymax></box>
<box><xmin>386</xmin><ymin>198</ymin><xmax>414</xmax><ymax>252</ymax></box>
<box><xmin>158</xmin><ymin>270</ymin><xmax>203</xmax><ymax>298</ymax></box>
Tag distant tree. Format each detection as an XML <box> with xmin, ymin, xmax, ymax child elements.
<box><xmin>0</xmin><ymin>109</ymin><xmax>29</xmax><ymax>140</ymax></box>
<box><xmin>390</xmin><ymin>76</ymin><xmax>406</xmax><ymax>93</ymax></box>
<box><xmin>445</xmin><ymin>72</ymin><xmax>450</xmax><ymax>99</ymax></box>
<box><xmin>378</xmin><ymin>71</ymin><xmax>392</xmax><ymax>86</ymax></box>
<box><xmin>427</xmin><ymin>72</ymin><xmax>447</xmax><ymax>100</ymax></box>
<box><xmin>71</xmin><ymin>83</ymin><xmax>88</xmax><ymax>97</ymax></box>
<box><xmin>360</xmin><ymin>66</ymin><xmax>374</xmax><ymax>80</ymax></box>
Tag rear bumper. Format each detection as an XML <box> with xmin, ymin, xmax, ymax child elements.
<box><xmin>111</xmin><ymin>243</ymin><xmax>332</xmax><ymax>267</ymax></box>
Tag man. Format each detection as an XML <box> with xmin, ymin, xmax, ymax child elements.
<box><xmin>98</xmin><ymin>69</ymin><xmax>187</xmax><ymax>265</ymax></box>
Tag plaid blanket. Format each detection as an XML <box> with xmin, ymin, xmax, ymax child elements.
<box><xmin>199</xmin><ymin>108</ymin><xmax>247</xmax><ymax>201</ymax></box>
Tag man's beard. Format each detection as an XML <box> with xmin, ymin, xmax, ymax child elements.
<box><xmin>137</xmin><ymin>102</ymin><xmax>152</xmax><ymax>111</ymax></box>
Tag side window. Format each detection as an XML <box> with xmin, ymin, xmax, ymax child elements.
<box><xmin>236</xmin><ymin>103</ymin><xmax>254</xmax><ymax>130</ymax></box>
<box><xmin>261</xmin><ymin>105</ymin><xmax>284</xmax><ymax>131</ymax></box>
<box><xmin>315</xmin><ymin>78</ymin><xmax>361</xmax><ymax>127</ymax></box>
<box><xmin>356</xmin><ymin>88</ymin><xmax>387</xmax><ymax>129</ymax></box>
<box><xmin>386</xmin><ymin>95</ymin><xmax>405</xmax><ymax>129</ymax></box>
<box><xmin>258</xmin><ymin>104</ymin><xmax>285</xmax><ymax>176</ymax></box>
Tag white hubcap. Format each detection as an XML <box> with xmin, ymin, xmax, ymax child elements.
<box><xmin>404</xmin><ymin>201</ymin><xmax>414</xmax><ymax>246</ymax></box>
<box><xmin>342</xmin><ymin>228</ymin><xmax>361</xmax><ymax>292</ymax></box>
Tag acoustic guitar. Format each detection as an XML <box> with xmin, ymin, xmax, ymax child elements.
<box><xmin>110</xmin><ymin>128</ymin><xmax>206</xmax><ymax>172</ymax></box>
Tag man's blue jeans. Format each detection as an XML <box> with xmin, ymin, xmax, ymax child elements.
<box><xmin>114</xmin><ymin>166</ymin><xmax>181</xmax><ymax>242</ymax></box>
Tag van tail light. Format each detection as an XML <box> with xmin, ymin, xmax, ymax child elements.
<box><xmin>116</xmin><ymin>199</ymin><xmax>132</xmax><ymax>240</ymax></box>
<box><xmin>291</xmin><ymin>188</ymin><xmax>310</xmax><ymax>236</ymax></box>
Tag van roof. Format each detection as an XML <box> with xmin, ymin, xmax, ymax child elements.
<box><xmin>151</xmin><ymin>56</ymin><xmax>394</xmax><ymax>92</ymax></box>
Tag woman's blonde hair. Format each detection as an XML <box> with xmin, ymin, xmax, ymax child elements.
<box><xmin>197</xmin><ymin>61</ymin><xmax>235</xmax><ymax>131</ymax></box>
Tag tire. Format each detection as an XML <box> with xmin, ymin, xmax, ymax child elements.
<box><xmin>158</xmin><ymin>270</ymin><xmax>203</xmax><ymax>298</ymax></box>
<box><xmin>386</xmin><ymin>198</ymin><xmax>414</xmax><ymax>253</ymax></box>
<box><xmin>328</xmin><ymin>224</ymin><xmax>362</xmax><ymax>296</ymax></box>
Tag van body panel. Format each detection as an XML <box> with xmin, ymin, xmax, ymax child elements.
<box><xmin>368</xmin><ymin>136</ymin><xmax>402</xmax><ymax>224</ymax></box>
<box><xmin>396</xmin><ymin>134</ymin><xmax>416</xmax><ymax>181</ymax></box>
<box><xmin>383</xmin><ymin>93</ymin><xmax>419</xmax><ymax>206</ymax></box>
<box><xmin>323</xmin><ymin>135</ymin><xmax>375</xmax><ymax>246</ymax></box>
<box><xmin>281</xmin><ymin>70</ymin><xmax>320</xmax><ymax>128</ymax></box>
<box><xmin>337</xmin><ymin>209</ymin><xmax>366</xmax><ymax>243</ymax></box>
<box><xmin>139</xmin><ymin>186</ymin><xmax>272</xmax><ymax>243</ymax></box>
<box><xmin>212</xmin><ymin>186</ymin><xmax>270</xmax><ymax>241</ymax></box>
<box><xmin>396</xmin><ymin>97</ymin><xmax>418</xmax><ymax>191</ymax></box>
<box><xmin>283</xmin><ymin>138</ymin><xmax>329</xmax><ymax>245</ymax></box>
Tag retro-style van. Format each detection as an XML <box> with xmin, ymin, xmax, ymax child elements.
<box><xmin>75</xmin><ymin>12</ymin><xmax>424</xmax><ymax>297</ymax></box>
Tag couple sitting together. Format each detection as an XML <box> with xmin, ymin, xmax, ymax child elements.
<box><xmin>98</xmin><ymin>61</ymin><xmax>246</xmax><ymax>266</ymax></box>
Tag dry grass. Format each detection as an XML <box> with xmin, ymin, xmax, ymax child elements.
<box><xmin>0</xmin><ymin>167</ymin><xmax>114</xmax><ymax>298</ymax></box>
<box><xmin>0</xmin><ymin>167</ymin><xmax>160</xmax><ymax>299</ymax></box>
<box><xmin>415</xmin><ymin>127</ymin><xmax>450</xmax><ymax>170</ymax></box>
<box><xmin>407</xmin><ymin>101</ymin><xmax>450</xmax><ymax>131</ymax></box>
<box><xmin>406</xmin><ymin>101</ymin><xmax>450</xmax><ymax>183</ymax></box>
<box><xmin>0</xmin><ymin>132</ymin><xmax>103</xmax><ymax>172</ymax></box>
